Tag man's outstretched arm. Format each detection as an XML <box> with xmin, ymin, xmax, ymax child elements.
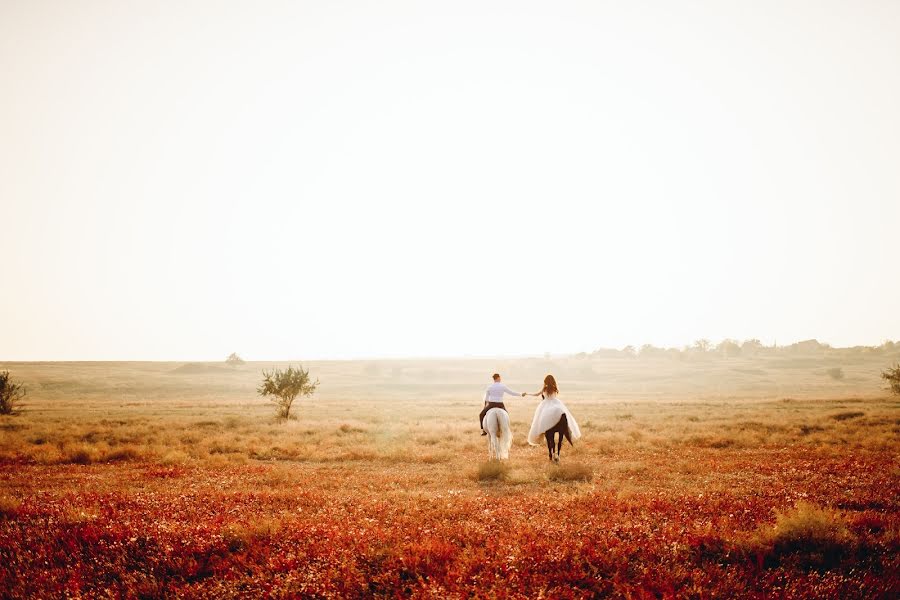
<box><xmin>502</xmin><ymin>385</ymin><xmax>521</xmax><ymax>397</ymax></box>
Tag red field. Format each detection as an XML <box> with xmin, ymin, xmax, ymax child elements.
<box><xmin>0</xmin><ymin>359</ymin><xmax>898</xmax><ymax>598</ymax></box>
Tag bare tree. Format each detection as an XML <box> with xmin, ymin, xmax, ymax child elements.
<box><xmin>258</xmin><ymin>365</ymin><xmax>318</xmax><ymax>419</ymax></box>
<box><xmin>0</xmin><ymin>371</ymin><xmax>25</xmax><ymax>415</ymax></box>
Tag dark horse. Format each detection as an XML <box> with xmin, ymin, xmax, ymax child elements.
<box><xmin>542</xmin><ymin>400</ymin><xmax>574</xmax><ymax>463</ymax></box>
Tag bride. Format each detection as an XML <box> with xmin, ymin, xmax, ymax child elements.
<box><xmin>525</xmin><ymin>375</ymin><xmax>582</xmax><ymax>462</ymax></box>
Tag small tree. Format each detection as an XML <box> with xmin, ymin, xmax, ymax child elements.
<box><xmin>257</xmin><ymin>365</ymin><xmax>318</xmax><ymax>419</ymax></box>
<box><xmin>741</xmin><ymin>338</ymin><xmax>764</xmax><ymax>356</ymax></box>
<box><xmin>882</xmin><ymin>364</ymin><xmax>900</xmax><ymax>396</ymax></box>
<box><xmin>693</xmin><ymin>339</ymin><xmax>712</xmax><ymax>353</ymax></box>
<box><xmin>225</xmin><ymin>352</ymin><xmax>245</xmax><ymax>367</ymax></box>
<box><xmin>0</xmin><ymin>371</ymin><xmax>25</xmax><ymax>415</ymax></box>
<box><xmin>716</xmin><ymin>339</ymin><xmax>742</xmax><ymax>358</ymax></box>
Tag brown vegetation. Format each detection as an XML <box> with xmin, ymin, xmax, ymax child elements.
<box><xmin>0</xmin><ymin>353</ymin><xmax>897</xmax><ymax>597</ymax></box>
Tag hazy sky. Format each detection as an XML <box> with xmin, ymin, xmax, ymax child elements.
<box><xmin>2</xmin><ymin>1</ymin><xmax>899</xmax><ymax>360</ymax></box>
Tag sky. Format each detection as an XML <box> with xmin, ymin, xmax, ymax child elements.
<box><xmin>2</xmin><ymin>0</ymin><xmax>899</xmax><ymax>361</ymax></box>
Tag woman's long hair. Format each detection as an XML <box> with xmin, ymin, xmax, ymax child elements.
<box><xmin>543</xmin><ymin>374</ymin><xmax>558</xmax><ymax>396</ymax></box>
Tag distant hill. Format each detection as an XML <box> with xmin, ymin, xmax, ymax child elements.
<box><xmin>169</xmin><ymin>363</ymin><xmax>229</xmax><ymax>375</ymax></box>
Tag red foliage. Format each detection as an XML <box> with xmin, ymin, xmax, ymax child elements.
<box><xmin>0</xmin><ymin>449</ymin><xmax>898</xmax><ymax>598</ymax></box>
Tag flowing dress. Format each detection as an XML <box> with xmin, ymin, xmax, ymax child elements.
<box><xmin>527</xmin><ymin>394</ymin><xmax>582</xmax><ymax>446</ymax></box>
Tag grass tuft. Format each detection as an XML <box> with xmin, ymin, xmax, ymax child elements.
<box><xmin>64</xmin><ymin>445</ymin><xmax>96</xmax><ymax>465</ymax></box>
<box><xmin>104</xmin><ymin>445</ymin><xmax>144</xmax><ymax>462</ymax></box>
<box><xmin>222</xmin><ymin>519</ymin><xmax>281</xmax><ymax>552</ymax></box>
<box><xmin>475</xmin><ymin>461</ymin><xmax>511</xmax><ymax>481</ymax></box>
<box><xmin>737</xmin><ymin>502</ymin><xmax>856</xmax><ymax>570</ymax></box>
<box><xmin>547</xmin><ymin>463</ymin><xmax>593</xmax><ymax>482</ymax></box>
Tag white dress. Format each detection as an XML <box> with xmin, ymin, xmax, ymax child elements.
<box><xmin>527</xmin><ymin>393</ymin><xmax>582</xmax><ymax>446</ymax></box>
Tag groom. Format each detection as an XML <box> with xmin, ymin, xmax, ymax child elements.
<box><xmin>479</xmin><ymin>373</ymin><xmax>525</xmax><ymax>435</ymax></box>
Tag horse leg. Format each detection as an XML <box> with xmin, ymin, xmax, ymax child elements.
<box><xmin>545</xmin><ymin>431</ymin><xmax>554</xmax><ymax>460</ymax></box>
<box><xmin>550</xmin><ymin>427</ymin><xmax>559</xmax><ymax>462</ymax></box>
<box><xmin>557</xmin><ymin>414</ymin><xmax>567</xmax><ymax>459</ymax></box>
<box><xmin>556</xmin><ymin>429</ymin><xmax>563</xmax><ymax>461</ymax></box>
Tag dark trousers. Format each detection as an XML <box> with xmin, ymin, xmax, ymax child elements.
<box><xmin>479</xmin><ymin>402</ymin><xmax>507</xmax><ymax>430</ymax></box>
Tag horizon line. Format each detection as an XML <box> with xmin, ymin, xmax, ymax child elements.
<box><xmin>2</xmin><ymin>336</ymin><xmax>898</xmax><ymax>363</ymax></box>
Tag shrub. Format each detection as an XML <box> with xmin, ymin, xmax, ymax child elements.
<box><xmin>222</xmin><ymin>519</ymin><xmax>280</xmax><ymax>552</ymax></box>
<box><xmin>225</xmin><ymin>353</ymin><xmax>245</xmax><ymax>367</ymax></box>
<box><xmin>547</xmin><ymin>463</ymin><xmax>593</xmax><ymax>482</ymax></box>
<box><xmin>829</xmin><ymin>411</ymin><xmax>864</xmax><ymax>421</ymax></box>
<box><xmin>882</xmin><ymin>364</ymin><xmax>900</xmax><ymax>395</ymax></box>
<box><xmin>258</xmin><ymin>365</ymin><xmax>319</xmax><ymax>420</ymax></box>
<box><xmin>338</xmin><ymin>423</ymin><xmax>366</xmax><ymax>434</ymax></box>
<box><xmin>475</xmin><ymin>461</ymin><xmax>511</xmax><ymax>481</ymax></box>
<box><xmin>741</xmin><ymin>502</ymin><xmax>856</xmax><ymax>570</ymax></box>
<box><xmin>825</xmin><ymin>367</ymin><xmax>844</xmax><ymax>380</ymax></box>
<box><xmin>0</xmin><ymin>371</ymin><xmax>25</xmax><ymax>415</ymax></box>
<box><xmin>104</xmin><ymin>446</ymin><xmax>143</xmax><ymax>462</ymax></box>
<box><xmin>798</xmin><ymin>424</ymin><xmax>825</xmax><ymax>435</ymax></box>
<box><xmin>64</xmin><ymin>445</ymin><xmax>96</xmax><ymax>465</ymax></box>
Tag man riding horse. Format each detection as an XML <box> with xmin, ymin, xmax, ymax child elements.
<box><xmin>479</xmin><ymin>373</ymin><xmax>525</xmax><ymax>436</ymax></box>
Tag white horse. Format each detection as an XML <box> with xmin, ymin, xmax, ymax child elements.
<box><xmin>483</xmin><ymin>407</ymin><xmax>513</xmax><ymax>460</ymax></box>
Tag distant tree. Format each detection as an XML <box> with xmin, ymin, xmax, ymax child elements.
<box><xmin>621</xmin><ymin>345</ymin><xmax>637</xmax><ymax>358</ymax></box>
<box><xmin>741</xmin><ymin>339</ymin><xmax>764</xmax><ymax>356</ymax></box>
<box><xmin>225</xmin><ymin>353</ymin><xmax>245</xmax><ymax>367</ymax></box>
<box><xmin>258</xmin><ymin>365</ymin><xmax>318</xmax><ymax>419</ymax></box>
<box><xmin>716</xmin><ymin>339</ymin><xmax>742</xmax><ymax>358</ymax></box>
<box><xmin>693</xmin><ymin>339</ymin><xmax>712</xmax><ymax>353</ymax></box>
<box><xmin>639</xmin><ymin>344</ymin><xmax>666</xmax><ymax>358</ymax></box>
<box><xmin>882</xmin><ymin>364</ymin><xmax>900</xmax><ymax>396</ymax></box>
<box><xmin>592</xmin><ymin>348</ymin><xmax>622</xmax><ymax>358</ymax></box>
<box><xmin>787</xmin><ymin>339</ymin><xmax>825</xmax><ymax>354</ymax></box>
<box><xmin>667</xmin><ymin>347</ymin><xmax>685</xmax><ymax>360</ymax></box>
<box><xmin>0</xmin><ymin>371</ymin><xmax>25</xmax><ymax>415</ymax></box>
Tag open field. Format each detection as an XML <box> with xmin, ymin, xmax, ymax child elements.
<box><xmin>1</xmin><ymin>354</ymin><xmax>898</xmax><ymax>598</ymax></box>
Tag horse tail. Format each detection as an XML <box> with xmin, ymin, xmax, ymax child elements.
<box><xmin>498</xmin><ymin>411</ymin><xmax>513</xmax><ymax>459</ymax></box>
<box><xmin>561</xmin><ymin>413</ymin><xmax>573</xmax><ymax>446</ymax></box>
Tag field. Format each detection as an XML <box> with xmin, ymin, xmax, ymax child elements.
<box><xmin>1</xmin><ymin>353</ymin><xmax>898</xmax><ymax>598</ymax></box>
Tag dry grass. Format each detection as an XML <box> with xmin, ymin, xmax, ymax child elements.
<box><xmin>475</xmin><ymin>461</ymin><xmax>511</xmax><ymax>481</ymax></box>
<box><xmin>547</xmin><ymin>462</ymin><xmax>593</xmax><ymax>482</ymax></box>
<box><xmin>830</xmin><ymin>411</ymin><xmax>865</xmax><ymax>421</ymax></box>
<box><xmin>222</xmin><ymin>518</ymin><xmax>282</xmax><ymax>552</ymax></box>
<box><xmin>0</xmin><ymin>356</ymin><xmax>897</xmax><ymax>596</ymax></box>
<box><xmin>736</xmin><ymin>502</ymin><xmax>858</xmax><ymax>569</ymax></box>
